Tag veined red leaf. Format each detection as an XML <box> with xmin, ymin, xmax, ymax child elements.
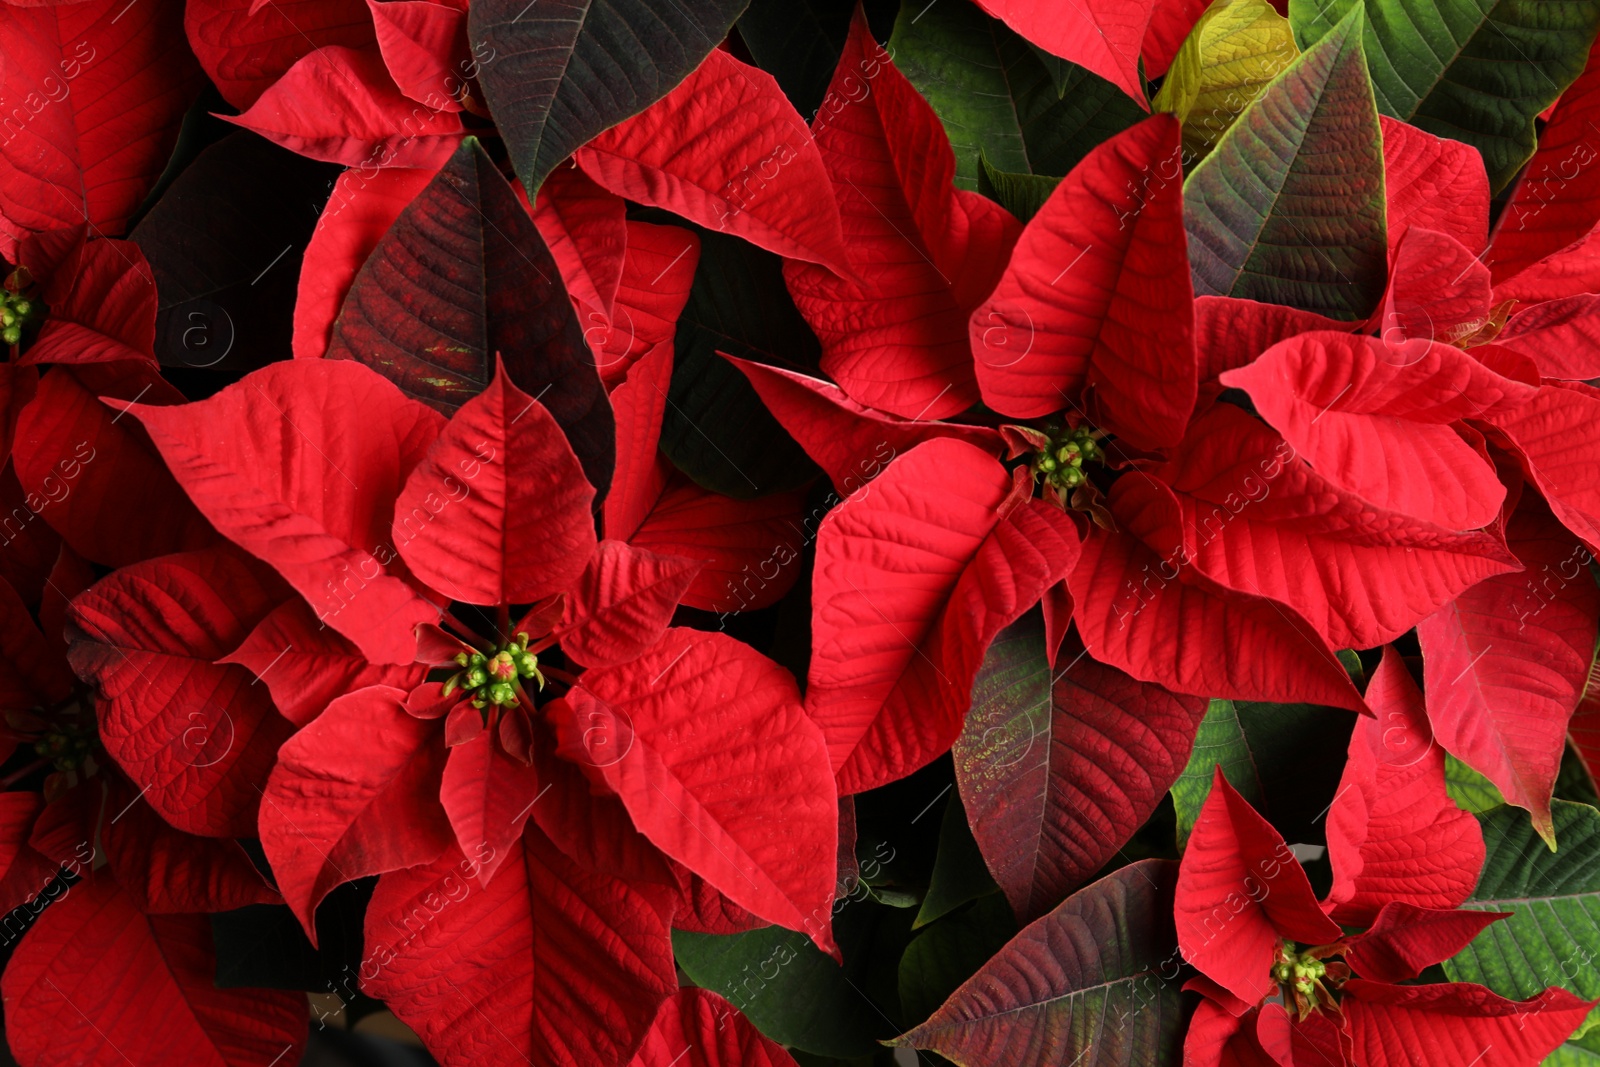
<box><xmin>1341</xmin><ymin>903</ymin><xmax>1507</xmax><ymax>984</ymax></box>
<box><xmin>1193</xmin><ymin>295</ymin><xmax>1354</xmax><ymax>382</ymax></box>
<box><xmin>0</xmin><ymin>0</ymin><xmax>202</xmax><ymax>235</ymax></box>
<box><xmin>368</xmin><ymin>0</ymin><xmax>470</xmax><ymax>110</ymax></box>
<box><xmin>726</xmin><ymin>356</ymin><xmax>1001</xmax><ymax>497</ymax></box>
<box><xmin>604</xmin><ymin>343</ymin><xmax>671</xmax><ymax>544</ymax></box>
<box><xmin>14</xmin><ymin>363</ymin><xmax>218</xmax><ymax>568</ymax></box>
<box><xmin>1380</xmin><ymin>116</ymin><xmax>1489</xmax><ymax>253</ymax></box>
<box><xmin>1493</xmin><ymin>294</ymin><xmax>1600</xmax><ymax>379</ymax></box>
<box><xmin>293</xmin><ymin>165</ymin><xmax>436</xmax><ymax>361</ymax></box>
<box><xmin>185</xmin><ymin>0</ymin><xmax>375</xmax><ymax>109</ymax></box>
<box><xmin>955</xmin><ymin>614</ymin><xmax>1208</xmax><ymax>924</ymax></box>
<box><xmin>531</xmin><ymin>165</ymin><xmax>628</xmax><ymax>321</ymax></box>
<box><xmin>806</xmin><ymin>438</ymin><xmax>1009</xmax><ymax>775</ymax></box>
<box><xmin>1220</xmin><ymin>332</ymin><xmax>1526</xmax><ymax>530</ymax></box>
<box><xmin>131</xmin><ymin>359</ymin><xmax>443</xmax><ymax>664</ymax></box>
<box><xmin>627</xmin><ymin>467</ymin><xmax>806</xmax><ymax>614</ymax></box>
<box><xmin>66</xmin><ymin>550</ymin><xmax>291</xmax><ymax>837</ymax></box>
<box><xmin>19</xmin><ymin>235</ymin><xmax>157</xmax><ymax>368</ymax></box>
<box><xmin>560</xmin><ymin>628</ymin><xmax>838</xmax><ymax>954</ymax></box>
<box><xmin>1142</xmin><ymin>0</ymin><xmax>1210</xmax><ymax>79</ymax></box>
<box><xmin>783</xmin><ymin>11</ymin><xmax>1020</xmax><ymax>420</ymax></box>
<box><xmin>322</xmin><ymin>137</ymin><xmax>615</xmax><ymax>495</ymax></box>
<box><xmin>1416</xmin><ymin>501</ymin><xmax>1599</xmax><ymax>846</ymax></box>
<box><xmin>972</xmin><ymin>0</ymin><xmax>1155</xmax><ymax>107</ymax></box>
<box><xmin>1324</xmin><ymin>647</ymin><xmax>1486</xmax><ymax>925</ymax></box>
<box><xmin>576</xmin><ymin>48</ymin><xmax>850</xmax><ymax>275</ymax></box>
<box><xmin>630</xmin><ymin>988</ymin><xmax>799</xmax><ymax>1067</ymax></box>
<box><xmin>558</xmin><ymin>540</ymin><xmax>699</xmax><ymax>668</ymax></box>
<box><xmin>844</xmin><ymin>496</ymin><xmax>1081</xmax><ymax>794</ymax></box>
<box><xmin>971</xmin><ymin>115</ymin><xmax>1196</xmax><ymax>449</ymax></box>
<box><xmin>1176</xmin><ymin>771</ymin><xmax>1342</xmax><ymax>1006</ymax></box>
<box><xmin>1067</xmin><ymin>483</ymin><xmax>1365</xmax><ymax>712</ymax></box>
<box><xmin>1149</xmin><ymin>403</ymin><xmax>1519</xmax><ymax>650</ymax></box>
<box><xmin>1485</xmin><ymin>381</ymin><xmax>1600</xmax><ymax>551</ymax></box>
<box><xmin>1341</xmin><ymin>981</ymin><xmax>1594</xmax><ymax>1067</ymax></box>
<box><xmin>439</xmin><ymin>730</ymin><xmax>541</xmax><ymax>888</ymax></box>
<box><xmin>260</xmin><ymin>684</ymin><xmax>452</xmax><ymax>941</ymax></box>
<box><xmin>1492</xmin><ymin>221</ymin><xmax>1600</xmax><ymax>304</ymax></box>
<box><xmin>1</xmin><ymin>876</ymin><xmax>307</xmax><ymax>1067</ymax></box>
<box><xmin>589</xmin><ymin>221</ymin><xmax>699</xmax><ymax>387</ymax></box>
<box><xmin>526</xmin><ymin>719</ymin><xmax>677</xmax><ymax>888</ymax></box>
<box><xmin>363</xmin><ymin>829</ymin><xmax>677</xmax><ymax>1067</ymax></box>
<box><xmin>1378</xmin><ymin>227</ymin><xmax>1494</xmax><ymax>351</ymax></box>
<box><xmin>220</xmin><ymin>596</ymin><xmax>425</xmax><ymax>726</ymax></box>
<box><xmin>227</xmin><ymin>46</ymin><xmax>464</xmax><ymax>168</ymax></box>
<box><xmin>1488</xmin><ymin>38</ymin><xmax>1600</xmax><ymax>283</ymax></box>
<box><xmin>394</xmin><ymin>361</ymin><xmax>597</xmax><ymax>606</ymax></box>
<box><xmin>892</xmin><ymin>861</ymin><xmax>1182</xmax><ymax>1066</ymax></box>
<box><xmin>102</xmin><ymin>788</ymin><xmax>279</xmax><ymax>914</ymax></box>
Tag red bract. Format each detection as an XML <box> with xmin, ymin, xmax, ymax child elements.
<box><xmin>101</xmin><ymin>353</ymin><xmax>836</xmax><ymax>1067</ymax></box>
<box><xmin>1176</xmin><ymin>653</ymin><xmax>1589</xmax><ymax>1067</ymax></box>
<box><xmin>783</xmin><ymin>11</ymin><xmax>1021</xmax><ymax>419</ymax></box>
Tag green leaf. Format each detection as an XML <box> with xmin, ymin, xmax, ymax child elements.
<box><xmin>891</xmin><ymin>860</ymin><xmax>1184</xmax><ymax>1067</ymax></box>
<box><xmin>471</xmin><ymin>0</ymin><xmax>752</xmax><ymax>194</ymax></box>
<box><xmin>674</xmin><ymin>898</ymin><xmax>915</xmax><ymax>1057</ymax></box>
<box><xmin>899</xmin><ymin>895</ymin><xmax>1018</xmax><ymax>1026</ymax></box>
<box><xmin>1152</xmin><ymin>0</ymin><xmax>1299</xmax><ymax>164</ymax></box>
<box><xmin>663</xmin><ymin>230</ymin><xmax>822</xmax><ymax>498</ymax></box>
<box><xmin>976</xmin><ymin>155</ymin><xmax>1060</xmax><ymax>223</ymax></box>
<box><xmin>1289</xmin><ymin>0</ymin><xmax>1600</xmax><ymax>191</ymax></box>
<box><xmin>890</xmin><ymin>0</ymin><xmax>1144</xmax><ymax>190</ymax></box>
<box><xmin>1171</xmin><ymin>699</ymin><xmax>1263</xmax><ymax>849</ymax></box>
<box><xmin>1446</xmin><ymin>800</ymin><xmax>1600</xmax><ymax>1028</ymax></box>
<box><xmin>736</xmin><ymin>0</ymin><xmax>854</xmax><ymax>118</ymax></box>
<box><xmin>1233</xmin><ymin>698</ymin><xmax>1356</xmax><ymax>847</ymax></box>
<box><xmin>1183</xmin><ymin>7</ymin><xmax>1388</xmax><ymax>320</ymax></box>
<box><xmin>1548</xmin><ymin>1040</ymin><xmax>1600</xmax><ymax>1067</ymax></box>
<box><xmin>916</xmin><ymin>784</ymin><xmax>999</xmax><ymax>928</ymax></box>
<box><xmin>1446</xmin><ymin>752</ymin><xmax>1508</xmax><ymax>814</ymax></box>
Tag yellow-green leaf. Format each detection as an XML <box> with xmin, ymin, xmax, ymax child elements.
<box><xmin>1153</xmin><ymin>0</ymin><xmax>1300</xmax><ymax>164</ymax></box>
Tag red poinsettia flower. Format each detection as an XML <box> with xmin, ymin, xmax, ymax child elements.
<box><xmin>1176</xmin><ymin>649</ymin><xmax>1594</xmax><ymax>1067</ymax></box>
<box><xmin>68</xmin><ymin>352</ymin><xmax>839</xmax><ymax>1067</ymax></box>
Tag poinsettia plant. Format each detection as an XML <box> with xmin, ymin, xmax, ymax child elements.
<box><xmin>5</xmin><ymin>0</ymin><xmax>1600</xmax><ymax>1064</ymax></box>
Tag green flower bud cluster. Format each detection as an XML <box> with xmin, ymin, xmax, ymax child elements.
<box><xmin>1</xmin><ymin>271</ymin><xmax>39</xmax><ymax>348</ymax></box>
<box><xmin>1271</xmin><ymin>941</ymin><xmax>1328</xmax><ymax>997</ymax></box>
<box><xmin>1031</xmin><ymin>425</ymin><xmax>1102</xmax><ymax>492</ymax></box>
<box><xmin>34</xmin><ymin>721</ymin><xmax>96</xmax><ymax>773</ymax></box>
<box><xmin>441</xmin><ymin>633</ymin><xmax>545</xmax><ymax>709</ymax></box>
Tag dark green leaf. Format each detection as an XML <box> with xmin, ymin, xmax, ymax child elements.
<box><xmin>674</xmin><ymin>898</ymin><xmax>915</xmax><ymax>1057</ymax></box>
<box><xmin>1289</xmin><ymin>0</ymin><xmax>1600</xmax><ymax>191</ymax></box>
<box><xmin>890</xmin><ymin>0</ymin><xmax>1143</xmax><ymax>189</ymax></box>
<box><xmin>899</xmin><ymin>895</ymin><xmax>1018</xmax><ymax>1026</ymax></box>
<box><xmin>325</xmin><ymin>138</ymin><xmax>613</xmax><ymax>496</ymax></box>
<box><xmin>131</xmin><ymin>131</ymin><xmax>339</xmax><ymax>379</ymax></box>
<box><xmin>1183</xmin><ymin>8</ymin><xmax>1388</xmax><ymax>320</ymax></box>
<box><xmin>976</xmin><ymin>156</ymin><xmax>1060</xmax><ymax>223</ymax></box>
<box><xmin>663</xmin><ymin>230</ymin><xmax>821</xmax><ymax>497</ymax></box>
<box><xmin>915</xmin><ymin>786</ymin><xmax>999</xmax><ymax>928</ymax></box>
<box><xmin>1233</xmin><ymin>698</ymin><xmax>1355</xmax><ymax>847</ymax></box>
<box><xmin>1446</xmin><ymin>800</ymin><xmax>1600</xmax><ymax>1027</ymax></box>
<box><xmin>736</xmin><ymin>0</ymin><xmax>853</xmax><ymax>119</ymax></box>
<box><xmin>471</xmin><ymin>0</ymin><xmax>751</xmax><ymax>194</ymax></box>
<box><xmin>1170</xmin><ymin>699</ymin><xmax>1264</xmax><ymax>849</ymax></box>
